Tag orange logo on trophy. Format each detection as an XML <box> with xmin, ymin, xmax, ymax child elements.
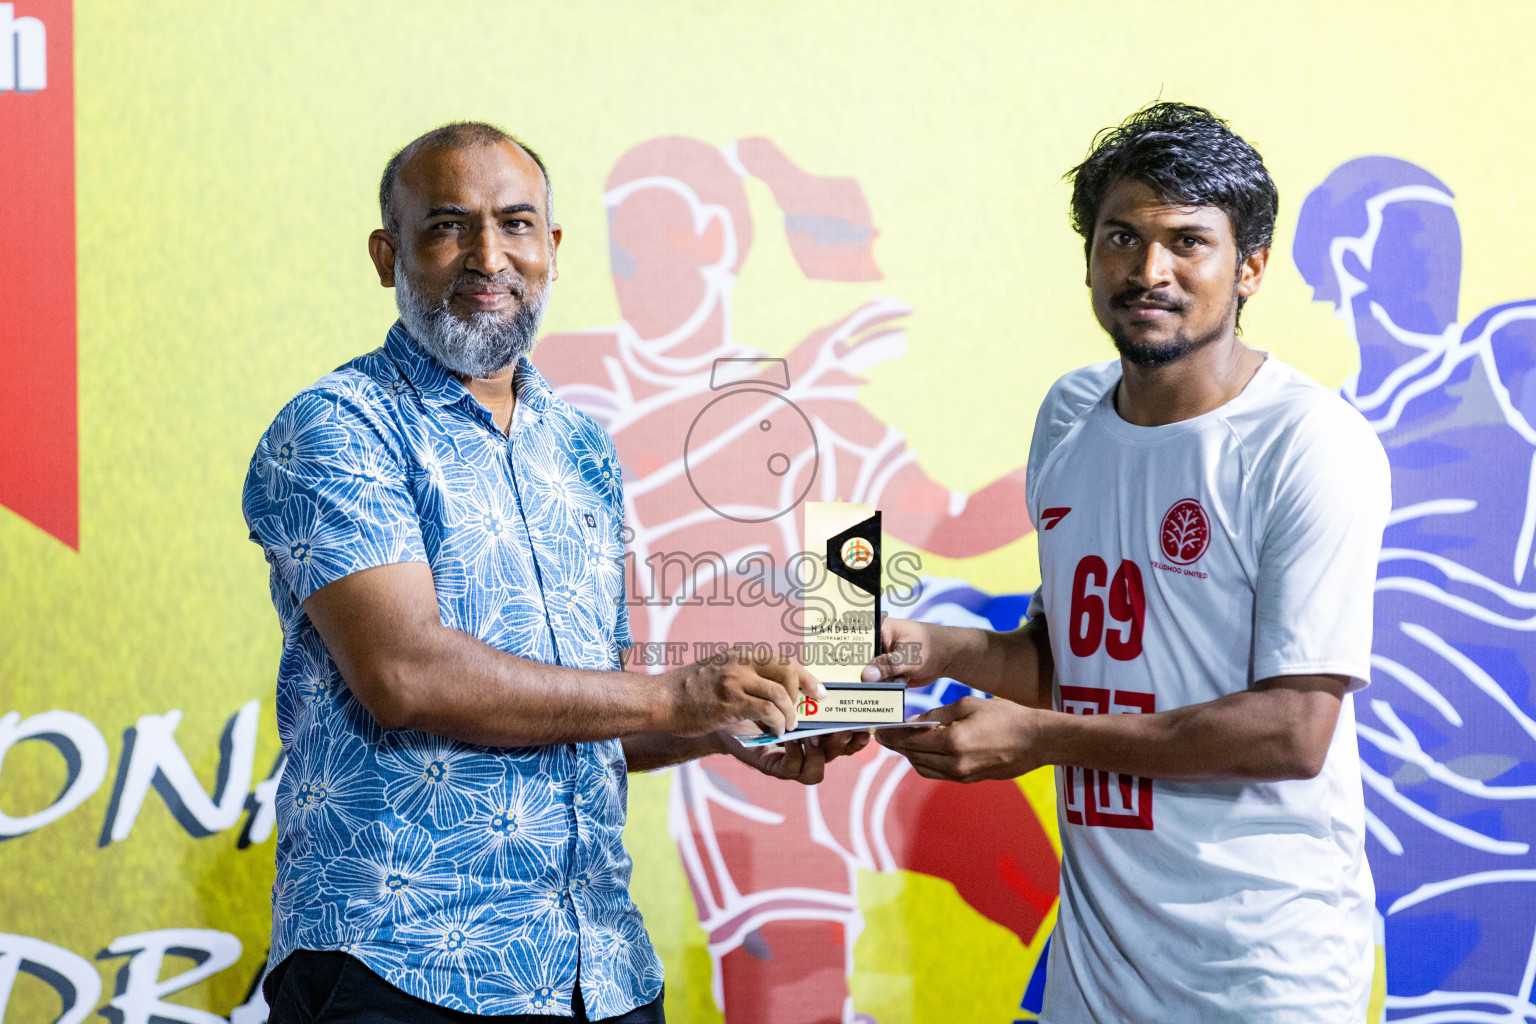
<box><xmin>840</xmin><ymin>535</ymin><xmax>873</xmax><ymax>571</ymax></box>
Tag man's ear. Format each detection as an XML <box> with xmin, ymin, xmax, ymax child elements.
<box><xmin>549</xmin><ymin>224</ymin><xmax>563</xmax><ymax>283</ymax></box>
<box><xmin>1237</xmin><ymin>246</ymin><xmax>1270</xmax><ymax>298</ymax></box>
<box><xmin>368</xmin><ymin>229</ymin><xmax>398</xmax><ymax>288</ymax></box>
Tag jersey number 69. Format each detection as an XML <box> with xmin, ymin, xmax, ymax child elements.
<box><xmin>1068</xmin><ymin>556</ymin><xmax>1146</xmax><ymax>661</ymax></box>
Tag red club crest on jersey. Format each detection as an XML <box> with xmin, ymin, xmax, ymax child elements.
<box><xmin>1159</xmin><ymin>498</ymin><xmax>1210</xmax><ymax>565</ymax></box>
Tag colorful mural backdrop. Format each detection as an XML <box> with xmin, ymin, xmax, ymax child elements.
<box><xmin>3</xmin><ymin>3</ymin><xmax>1535</xmax><ymax>1022</ymax></box>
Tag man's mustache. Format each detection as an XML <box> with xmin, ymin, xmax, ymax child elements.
<box><xmin>1110</xmin><ymin>288</ymin><xmax>1186</xmax><ymax>312</ymax></box>
<box><xmin>444</xmin><ymin>271</ymin><xmax>526</xmax><ymax>304</ymax></box>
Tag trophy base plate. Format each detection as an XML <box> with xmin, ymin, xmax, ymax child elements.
<box><xmin>797</xmin><ymin>682</ymin><xmax>906</xmax><ymax>725</ymax></box>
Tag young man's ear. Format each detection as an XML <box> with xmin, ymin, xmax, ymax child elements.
<box><xmin>1237</xmin><ymin>246</ymin><xmax>1270</xmax><ymax>298</ymax></box>
<box><xmin>369</xmin><ymin>230</ymin><xmax>398</xmax><ymax>288</ymax></box>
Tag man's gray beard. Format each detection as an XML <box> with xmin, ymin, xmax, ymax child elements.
<box><xmin>395</xmin><ymin>263</ymin><xmax>548</xmax><ymax>378</ymax></box>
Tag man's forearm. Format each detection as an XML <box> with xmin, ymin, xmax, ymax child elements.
<box><xmin>372</xmin><ymin>627</ymin><xmax>668</xmax><ymax>747</ymax></box>
<box><xmin>1030</xmin><ymin>685</ymin><xmax>1341</xmax><ymax>782</ymax></box>
<box><xmin>951</xmin><ymin>617</ymin><xmax>1054</xmax><ymax>709</ymax></box>
<box><xmin>305</xmin><ymin>561</ymin><xmax>809</xmax><ymax>749</ymax></box>
<box><xmin>622</xmin><ymin>731</ymin><xmax>726</xmax><ymax>773</ymax></box>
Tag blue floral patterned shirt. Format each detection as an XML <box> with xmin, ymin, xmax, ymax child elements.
<box><xmin>241</xmin><ymin>323</ymin><xmax>661</xmax><ymax>1017</ymax></box>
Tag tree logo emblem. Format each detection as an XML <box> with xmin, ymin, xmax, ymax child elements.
<box><xmin>1159</xmin><ymin>498</ymin><xmax>1210</xmax><ymax>565</ymax></box>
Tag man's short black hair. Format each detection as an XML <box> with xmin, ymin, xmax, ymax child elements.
<box><xmin>1066</xmin><ymin>102</ymin><xmax>1278</xmax><ymax>265</ymax></box>
<box><xmin>379</xmin><ymin>121</ymin><xmax>552</xmax><ymax>237</ymax></box>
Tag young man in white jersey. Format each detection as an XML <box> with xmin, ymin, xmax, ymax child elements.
<box><xmin>864</xmin><ymin>103</ymin><xmax>1391</xmax><ymax>1021</ymax></box>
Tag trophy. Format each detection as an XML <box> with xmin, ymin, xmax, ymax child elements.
<box><xmin>797</xmin><ymin>502</ymin><xmax>905</xmax><ymax>726</ymax></box>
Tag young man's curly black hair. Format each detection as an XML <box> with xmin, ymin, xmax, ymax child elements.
<box><xmin>1066</xmin><ymin>102</ymin><xmax>1279</xmax><ymax>268</ymax></box>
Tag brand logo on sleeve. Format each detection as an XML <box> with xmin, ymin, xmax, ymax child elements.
<box><xmin>1159</xmin><ymin>498</ymin><xmax>1209</xmax><ymax>565</ymax></box>
<box><xmin>1039</xmin><ymin>507</ymin><xmax>1071</xmax><ymax>530</ymax></box>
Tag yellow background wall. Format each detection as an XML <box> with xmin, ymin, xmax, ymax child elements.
<box><xmin>4</xmin><ymin>2</ymin><xmax>1534</xmax><ymax>1020</ymax></box>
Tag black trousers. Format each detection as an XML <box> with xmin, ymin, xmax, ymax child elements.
<box><xmin>266</xmin><ymin>950</ymin><xmax>665</xmax><ymax>1024</ymax></box>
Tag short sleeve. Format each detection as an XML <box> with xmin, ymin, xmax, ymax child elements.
<box><xmin>1027</xmin><ymin>362</ymin><xmax>1119</xmax><ymax>527</ymax></box>
<box><xmin>1252</xmin><ymin>405</ymin><xmax>1391</xmax><ymax>689</ymax></box>
<box><xmin>610</xmin><ymin>459</ymin><xmax>634</xmax><ymax>655</ymax></box>
<box><xmin>1025</xmin><ymin>394</ymin><xmax>1055</xmax><ymax>528</ymax></box>
<box><xmin>1026</xmin><ymin>363</ymin><xmax>1118</xmax><ymax>624</ymax></box>
<box><xmin>571</xmin><ymin>418</ymin><xmax>633</xmax><ymax>661</ymax></box>
<box><xmin>242</xmin><ymin>385</ymin><xmax>427</xmax><ymax>604</ymax></box>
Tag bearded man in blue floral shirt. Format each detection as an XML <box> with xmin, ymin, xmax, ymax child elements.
<box><xmin>243</xmin><ymin>123</ymin><xmax>846</xmax><ymax>1024</ymax></box>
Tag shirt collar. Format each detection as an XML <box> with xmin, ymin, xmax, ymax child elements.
<box><xmin>512</xmin><ymin>357</ymin><xmax>553</xmax><ymax>417</ymax></box>
<box><xmin>386</xmin><ymin>319</ymin><xmax>556</xmax><ymax>419</ymax></box>
<box><xmin>385</xmin><ymin>321</ymin><xmax>468</xmax><ymax>408</ymax></box>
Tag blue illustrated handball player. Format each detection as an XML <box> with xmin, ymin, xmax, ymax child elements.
<box><xmin>1296</xmin><ymin>155</ymin><xmax>1536</xmax><ymax>1018</ymax></box>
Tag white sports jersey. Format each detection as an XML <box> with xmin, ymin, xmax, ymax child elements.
<box><xmin>1025</xmin><ymin>356</ymin><xmax>1390</xmax><ymax>1023</ymax></box>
